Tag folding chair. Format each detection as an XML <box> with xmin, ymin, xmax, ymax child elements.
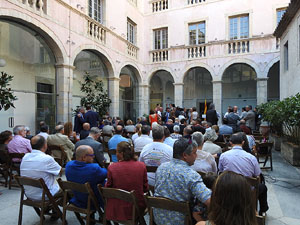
<box><xmin>256</xmin><ymin>142</ymin><xmax>274</xmax><ymax>170</ymax></box>
<box><xmin>146</xmin><ymin>166</ymin><xmax>158</xmax><ymax>195</ymax></box>
<box><xmin>0</xmin><ymin>150</ymin><xmax>9</xmax><ymax>187</ymax></box>
<box><xmin>57</xmin><ymin>178</ymin><xmax>103</xmax><ymax>225</ymax></box>
<box><xmin>8</xmin><ymin>153</ymin><xmax>25</xmax><ymax>189</ymax></box>
<box><xmin>98</xmin><ymin>186</ymin><xmax>146</xmax><ymax>225</ymax></box>
<box><xmin>14</xmin><ymin>175</ymin><xmax>62</xmax><ymax>225</ymax></box>
<box><xmin>144</xmin><ymin>195</ymin><xmax>193</xmax><ymax>225</ymax></box>
<box><xmin>46</xmin><ymin>145</ymin><xmax>67</xmax><ymax>167</ymax></box>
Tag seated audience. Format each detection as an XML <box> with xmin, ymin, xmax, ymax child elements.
<box><xmin>24</xmin><ymin>127</ymin><xmax>33</xmax><ymax>140</ymax></box>
<box><xmin>80</xmin><ymin>123</ymin><xmax>90</xmax><ymax>140</ymax></box>
<box><xmin>191</xmin><ymin>132</ymin><xmax>217</xmax><ymax>173</ymax></box>
<box><xmin>179</xmin><ymin>118</ymin><xmax>187</xmax><ymax>135</ymax></box>
<box><xmin>219</xmin><ymin>119</ymin><xmax>233</xmax><ymax>135</ymax></box>
<box><xmin>75</xmin><ymin>127</ymin><xmax>106</xmax><ymax>167</ymax></box>
<box><xmin>218</xmin><ymin>132</ymin><xmax>268</xmax><ymax>215</ymax></box>
<box><xmin>165</xmin><ymin>119</ymin><xmax>174</xmax><ymax>134</ymax></box>
<box><xmin>131</xmin><ymin>124</ymin><xmax>142</xmax><ymax>142</ymax></box>
<box><xmin>239</xmin><ymin>119</ymin><xmax>252</xmax><ymax>135</ymax></box>
<box><xmin>20</xmin><ymin>135</ymin><xmax>61</xmax><ymax>200</ymax></box>
<box><xmin>124</xmin><ymin>120</ymin><xmax>135</xmax><ymax>133</ymax></box>
<box><xmin>0</xmin><ymin>130</ymin><xmax>13</xmax><ymax>163</ymax></box>
<box><xmin>105</xmin><ymin>141</ymin><xmax>148</xmax><ymax>221</ymax></box>
<box><xmin>183</xmin><ymin>126</ymin><xmax>193</xmax><ymax>139</ymax></box>
<box><xmin>192</xmin><ymin>119</ymin><xmax>206</xmax><ymax>134</ymax></box>
<box><xmin>163</xmin><ymin>126</ymin><xmax>176</xmax><ymax>148</ymax></box>
<box><xmin>8</xmin><ymin>125</ymin><xmax>32</xmax><ymax>162</ymax></box>
<box><xmin>47</xmin><ymin>125</ymin><xmax>75</xmax><ymax>162</ymax></box>
<box><xmin>241</xmin><ymin>132</ymin><xmax>252</xmax><ymax>153</ymax></box>
<box><xmin>38</xmin><ymin>125</ymin><xmax>49</xmax><ymax>140</ymax></box>
<box><xmin>202</xmin><ymin>129</ymin><xmax>222</xmax><ymax>155</ymax></box>
<box><xmin>65</xmin><ymin>145</ymin><xmax>107</xmax><ymax>208</ymax></box>
<box><xmin>154</xmin><ymin>138</ymin><xmax>211</xmax><ymax>225</ymax></box>
<box><xmin>139</xmin><ymin>124</ymin><xmax>172</xmax><ymax>186</ymax></box>
<box><xmin>196</xmin><ymin>171</ymin><xmax>257</xmax><ymax>225</ymax></box>
<box><xmin>64</xmin><ymin>122</ymin><xmax>78</xmax><ymax>144</ymax></box>
<box><xmin>108</xmin><ymin>125</ymin><xmax>128</xmax><ymax>162</ymax></box>
<box><xmin>170</xmin><ymin>125</ymin><xmax>182</xmax><ymax>140</ymax></box>
<box><xmin>134</xmin><ymin>125</ymin><xmax>152</xmax><ymax>153</ymax></box>
<box><xmin>211</xmin><ymin>125</ymin><xmax>225</xmax><ymax>142</ymax></box>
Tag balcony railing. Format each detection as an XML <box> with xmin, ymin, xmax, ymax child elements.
<box><xmin>152</xmin><ymin>0</ymin><xmax>168</xmax><ymax>12</ymax></box>
<box><xmin>151</xmin><ymin>49</ymin><xmax>169</xmax><ymax>62</ymax></box>
<box><xmin>20</xmin><ymin>0</ymin><xmax>47</xmax><ymax>14</ymax></box>
<box><xmin>187</xmin><ymin>45</ymin><xmax>207</xmax><ymax>58</ymax></box>
<box><xmin>87</xmin><ymin>18</ymin><xmax>106</xmax><ymax>43</ymax></box>
<box><xmin>127</xmin><ymin>42</ymin><xmax>138</xmax><ymax>59</ymax></box>
<box><xmin>188</xmin><ymin>0</ymin><xmax>206</xmax><ymax>5</ymax></box>
<box><xmin>228</xmin><ymin>39</ymin><xmax>250</xmax><ymax>54</ymax></box>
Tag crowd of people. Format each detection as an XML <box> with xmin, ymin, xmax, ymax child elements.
<box><xmin>0</xmin><ymin>102</ymin><xmax>269</xmax><ymax>225</ymax></box>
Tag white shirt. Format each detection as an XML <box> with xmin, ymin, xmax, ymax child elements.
<box><xmin>38</xmin><ymin>132</ymin><xmax>49</xmax><ymax>140</ymax></box>
<box><xmin>191</xmin><ymin>111</ymin><xmax>198</xmax><ymax>120</ymax></box>
<box><xmin>178</xmin><ymin>115</ymin><xmax>185</xmax><ymax>121</ymax></box>
<box><xmin>20</xmin><ymin>150</ymin><xmax>61</xmax><ymax>200</ymax></box>
<box><xmin>139</xmin><ymin>142</ymin><xmax>173</xmax><ymax>186</ymax></box>
<box><xmin>191</xmin><ymin>150</ymin><xmax>217</xmax><ymax>173</ymax></box>
<box><xmin>131</xmin><ymin>133</ymin><xmax>140</xmax><ymax>142</ymax></box>
<box><xmin>202</xmin><ymin>141</ymin><xmax>222</xmax><ymax>155</ymax></box>
<box><xmin>134</xmin><ymin>135</ymin><xmax>153</xmax><ymax>152</ymax></box>
<box><xmin>163</xmin><ymin>137</ymin><xmax>176</xmax><ymax>148</ymax></box>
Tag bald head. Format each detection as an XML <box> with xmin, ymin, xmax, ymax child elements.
<box><xmin>76</xmin><ymin>145</ymin><xmax>94</xmax><ymax>162</ymax></box>
<box><xmin>31</xmin><ymin>135</ymin><xmax>47</xmax><ymax>151</ymax></box>
<box><xmin>115</xmin><ymin>125</ymin><xmax>123</xmax><ymax>135</ymax></box>
<box><xmin>83</xmin><ymin>123</ymin><xmax>90</xmax><ymax>131</ymax></box>
<box><xmin>55</xmin><ymin>125</ymin><xmax>64</xmax><ymax>133</ymax></box>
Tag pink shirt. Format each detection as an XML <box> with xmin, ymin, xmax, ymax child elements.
<box><xmin>7</xmin><ymin>135</ymin><xmax>32</xmax><ymax>162</ymax></box>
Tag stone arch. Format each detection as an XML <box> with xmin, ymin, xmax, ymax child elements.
<box><xmin>147</xmin><ymin>66</ymin><xmax>176</xmax><ymax>85</ymax></box>
<box><xmin>219</xmin><ymin>58</ymin><xmax>260</xmax><ymax>80</ymax></box>
<box><xmin>182</xmin><ymin>62</ymin><xmax>215</xmax><ymax>83</ymax></box>
<box><xmin>71</xmin><ymin>44</ymin><xmax>115</xmax><ymax>78</ymax></box>
<box><xmin>263</xmin><ymin>56</ymin><xmax>280</xmax><ymax>78</ymax></box>
<box><xmin>118</xmin><ymin>62</ymin><xmax>142</xmax><ymax>83</ymax></box>
<box><xmin>0</xmin><ymin>11</ymin><xmax>67</xmax><ymax>64</ymax></box>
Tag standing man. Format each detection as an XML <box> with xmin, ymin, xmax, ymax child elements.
<box><xmin>74</xmin><ymin>107</ymin><xmax>85</xmax><ymax>134</ymax></box>
<box><xmin>162</xmin><ymin>107</ymin><xmax>171</xmax><ymax>123</ymax></box>
<box><xmin>206</xmin><ymin>103</ymin><xmax>218</xmax><ymax>125</ymax></box>
<box><xmin>244</xmin><ymin>105</ymin><xmax>256</xmax><ymax>131</ymax></box>
<box><xmin>85</xmin><ymin>105</ymin><xmax>99</xmax><ymax>128</ymax></box>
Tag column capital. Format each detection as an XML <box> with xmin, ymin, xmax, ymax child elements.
<box><xmin>55</xmin><ymin>64</ymin><xmax>75</xmax><ymax>70</ymax></box>
<box><xmin>256</xmin><ymin>77</ymin><xmax>269</xmax><ymax>81</ymax></box>
<box><xmin>140</xmin><ymin>84</ymin><xmax>150</xmax><ymax>88</ymax></box>
<box><xmin>173</xmin><ymin>82</ymin><xmax>184</xmax><ymax>86</ymax></box>
<box><xmin>107</xmin><ymin>77</ymin><xmax>120</xmax><ymax>81</ymax></box>
<box><xmin>212</xmin><ymin>80</ymin><xmax>222</xmax><ymax>84</ymax></box>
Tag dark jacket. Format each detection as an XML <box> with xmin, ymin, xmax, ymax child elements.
<box><xmin>74</xmin><ymin>113</ymin><xmax>85</xmax><ymax>133</ymax></box>
<box><xmin>206</xmin><ymin>109</ymin><xmax>218</xmax><ymax>125</ymax></box>
<box><xmin>85</xmin><ymin>110</ymin><xmax>99</xmax><ymax>128</ymax></box>
<box><xmin>80</xmin><ymin>130</ymin><xmax>90</xmax><ymax>140</ymax></box>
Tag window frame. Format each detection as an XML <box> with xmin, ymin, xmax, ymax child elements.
<box><xmin>229</xmin><ymin>14</ymin><xmax>249</xmax><ymax>40</ymax></box>
<box><xmin>127</xmin><ymin>18</ymin><xmax>137</xmax><ymax>45</ymax></box>
<box><xmin>88</xmin><ymin>0</ymin><xmax>103</xmax><ymax>24</ymax></box>
<box><xmin>153</xmin><ymin>28</ymin><xmax>168</xmax><ymax>50</ymax></box>
<box><xmin>188</xmin><ymin>21</ymin><xmax>206</xmax><ymax>45</ymax></box>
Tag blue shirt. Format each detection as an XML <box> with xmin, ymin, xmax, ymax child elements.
<box><xmin>108</xmin><ymin>135</ymin><xmax>128</xmax><ymax>162</ymax></box>
<box><xmin>154</xmin><ymin>159</ymin><xmax>211</xmax><ymax>225</ymax></box>
<box><xmin>65</xmin><ymin>160</ymin><xmax>107</xmax><ymax>208</ymax></box>
<box><xmin>219</xmin><ymin>124</ymin><xmax>233</xmax><ymax>135</ymax></box>
<box><xmin>219</xmin><ymin>146</ymin><xmax>261</xmax><ymax>177</ymax></box>
<box><xmin>163</xmin><ymin>137</ymin><xmax>176</xmax><ymax>148</ymax></box>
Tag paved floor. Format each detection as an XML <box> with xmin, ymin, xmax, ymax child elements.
<box><xmin>0</xmin><ymin>150</ymin><xmax>300</xmax><ymax>225</ymax></box>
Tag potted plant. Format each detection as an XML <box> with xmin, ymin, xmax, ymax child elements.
<box><xmin>0</xmin><ymin>71</ymin><xmax>17</xmax><ymax>111</ymax></box>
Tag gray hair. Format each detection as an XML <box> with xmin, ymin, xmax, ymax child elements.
<box><xmin>152</xmin><ymin>124</ymin><xmax>164</xmax><ymax>140</ymax></box>
<box><xmin>173</xmin><ymin>138</ymin><xmax>197</xmax><ymax>159</ymax></box>
<box><xmin>13</xmin><ymin>125</ymin><xmax>25</xmax><ymax>135</ymax></box>
<box><xmin>173</xmin><ymin>125</ymin><xmax>180</xmax><ymax>133</ymax></box>
<box><xmin>192</xmin><ymin>132</ymin><xmax>204</xmax><ymax>147</ymax></box>
<box><xmin>204</xmin><ymin>129</ymin><xmax>218</xmax><ymax>142</ymax></box>
<box><xmin>55</xmin><ymin>125</ymin><xmax>64</xmax><ymax>132</ymax></box>
<box><xmin>90</xmin><ymin>127</ymin><xmax>101</xmax><ymax>135</ymax></box>
<box><xmin>24</xmin><ymin>126</ymin><xmax>30</xmax><ymax>131</ymax></box>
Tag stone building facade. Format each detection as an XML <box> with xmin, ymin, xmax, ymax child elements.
<box><xmin>0</xmin><ymin>0</ymin><xmax>289</xmax><ymax>133</ymax></box>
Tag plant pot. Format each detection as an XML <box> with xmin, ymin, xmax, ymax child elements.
<box><xmin>269</xmin><ymin>134</ymin><xmax>283</xmax><ymax>151</ymax></box>
<box><xmin>281</xmin><ymin>142</ymin><xmax>300</xmax><ymax>166</ymax></box>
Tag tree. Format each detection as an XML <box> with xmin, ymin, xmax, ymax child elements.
<box><xmin>0</xmin><ymin>71</ymin><xmax>17</xmax><ymax>111</ymax></box>
<box><xmin>79</xmin><ymin>72</ymin><xmax>111</xmax><ymax>117</ymax></box>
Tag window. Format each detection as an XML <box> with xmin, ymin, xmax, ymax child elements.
<box><xmin>127</xmin><ymin>19</ymin><xmax>136</xmax><ymax>44</ymax></box>
<box><xmin>88</xmin><ymin>0</ymin><xmax>103</xmax><ymax>23</ymax></box>
<box><xmin>277</xmin><ymin>8</ymin><xmax>286</xmax><ymax>25</ymax></box>
<box><xmin>189</xmin><ymin>22</ymin><xmax>205</xmax><ymax>45</ymax></box>
<box><xmin>284</xmin><ymin>41</ymin><xmax>288</xmax><ymax>71</ymax></box>
<box><xmin>229</xmin><ymin>15</ymin><xmax>249</xmax><ymax>40</ymax></box>
<box><xmin>154</xmin><ymin>28</ymin><xmax>168</xmax><ymax>49</ymax></box>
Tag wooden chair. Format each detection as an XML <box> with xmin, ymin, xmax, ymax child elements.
<box><xmin>14</xmin><ymin>175</ymin><xmax>62</xmax><ymax>225</ymax></box>
<box><xmin>98</xmin><ymin>186</ymin><xmax>146</xmax><ymax>225</ymax></box>
<box><xmin>57</xmin><ymin>178</ymin><xmax>103</xmax><ymax>225</ymax></box>
<box><xmin>8</xmin><ymin>153</ymin><xmax>25</xmax><ymax>189</ymax></box>
<box><xmin>0</xmin><ymin>150</ymin><xmax>9</xmax><ymax>187</ymax></box>
<box><xmin>256</xmin><ymin>142</ymin><xmax>274</xmax><ymax>171</ymax></box>
<box><xmin>144</xmin><ymin>195</ymin><xmax>193</xmax><ymax>225</ymax></box>
<box><xmin>245</xmin><ymin>176</ymin><xmax>260</xmax><ymax>210</ymax></box>
<box><xmin>146</xmin><ymin>166</ymin><xmax>158</xmax><ymax>194</ymax></box>
<box><xmin>108</xmin><ymin>149</ymin><xmax>116</xmax><ymax>162</ymax></box>
<box><xmin>256</xmin><ymin>215</ymin><xmax>266</xmax><ymax>225</ymax></box>
<box><xmin>47</xmin><ymin>145</ymin><xmax>67</xmax><ymax>167</ymax></box>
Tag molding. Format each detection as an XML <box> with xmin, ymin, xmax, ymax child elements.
<box><xmin>55</xmin><ymin>64</ymin><xmax>75</xmax><ymax>70</ymax></box>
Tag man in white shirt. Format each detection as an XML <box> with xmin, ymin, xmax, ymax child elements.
<box><xmin>139</xmin><ymin>124</ymin><xmax>173</xmax><ymax>186</ymax></box>
<box><xmin>37</xmin><ymin>125</ymin><xmax>49</xmax><ymax>140</ymax></box>
<box><xmin>21</xmin><ymin>135</ymin><xmax>61</xmax><ymax>201</ymax></box>
<box><xmin>134</xmin><ymin>125</ymin><xmax>153</xmax><ymax>152</ymax></box>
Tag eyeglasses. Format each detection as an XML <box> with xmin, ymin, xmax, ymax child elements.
<box><xmin>85</xmin><ymin>154</ymin><xmax>95</xmax><ymax>157</ymax></box>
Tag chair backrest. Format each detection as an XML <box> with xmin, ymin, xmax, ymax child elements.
<box><xmin>256</xmin><ymin>215</ymin><xmax>265</xmax><ymax>225</ymax></box>
<box><xmin>146</xmin><ymin>166</ymin><xmax>158</xmax><ymax>173</ymax></box>
<box><xmin>257</xmin><ymin>142</ymin><xmax>273</xmax><ymax>154</ymax></box>
<box><xmin>98</xmin><ymin>186</ymin><xmax>140</xmax><ymax>223</ymax></box>
<box><xmin>47</xmin><ymin>145</ymin><xmax>67</xmax><ymax>166</ymax></box>
<box><xmin>245</xmin><ymin>176</ymin><xmax>260</xmax><ymax>210</ymax></box>
<box><xmin>8</xmin><ymin>153</ymin><xmax>25</xmax><ymax>166</ymax></box>
<box><xmin>0</xmin><ymin>148</ymin><xmax>9</xmax><ymax>164</ymax></box>
<box><xmin>144</xmin><ymin>195</ymin><xmax>192</xmax><ymax>225</ymax></box>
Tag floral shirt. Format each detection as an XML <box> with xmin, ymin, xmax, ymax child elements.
<box><xmin>154</xmin><ymin>159</ymin><xmax>211</xmax><ymax>225</ymax></box>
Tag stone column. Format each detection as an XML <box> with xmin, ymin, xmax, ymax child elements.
<box><xmin>174</xmin><ymin>83</ymin><xmax>184</xmax><ymax>107</ymax></box>
<box><xmin>212</xmin><ymin>80</ymin><xmax>222</xmax><ymax>116</ymax></box>
<box><xmin>139</xmin><ymin>84</ymin><xmax>150</xmax><ymax>117</ymax></box>
<box><xmin>108</xmin><ymin>77</ymin><xmax>120</xmax><ymax>117</ymax></box>
<box><xmin>55</xmin><ymin>64</ymin><xmax>74</xmax><ymax>123</ymax></box>
<box><xmin>257</xmin><ymin>78</ymin><xmax>268</xmax><ymax>105</ymax></box>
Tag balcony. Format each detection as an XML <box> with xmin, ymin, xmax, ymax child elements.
<box><xmin>16</xmin><ymin>0</ymin><xmax>47</xmax><ymax>14</ymax></box>
<box><xmin>150</xmin><ymin>49</ymin><xmax>169</xmax><ymax>62</ymax></box>
<box><xmin>87</xmin><ymin>18</ymin><xmax>107</xmax><ymax>44</ymax></box>
<box><xmin>228</xmin><ymin>39</ymin><xmax>250</xmax><ymax>54</ymax></box>
<box><xmin>187</xmin><ymin>0</ymin><xmax>206</xmax><ymax>5</ymax></box>
<box><xmin>127</xmin><ymin>42</ymin><xmax>138</xmax><ymax>59</ymax></box>
<box><xmin>152</xmin><ymin>0</ymin><xmax>168</xmax><ymax>12</ymax></box>
<box><xmin>187</xmin><ymin>44</ymin><xmax>207</xmax><ymax>58</ymax></box>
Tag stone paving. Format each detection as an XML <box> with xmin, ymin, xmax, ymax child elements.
<box><xmin>0</xmin><ymin>150</ymin><xmax>300</xmax><ymax>225</ymax></box>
